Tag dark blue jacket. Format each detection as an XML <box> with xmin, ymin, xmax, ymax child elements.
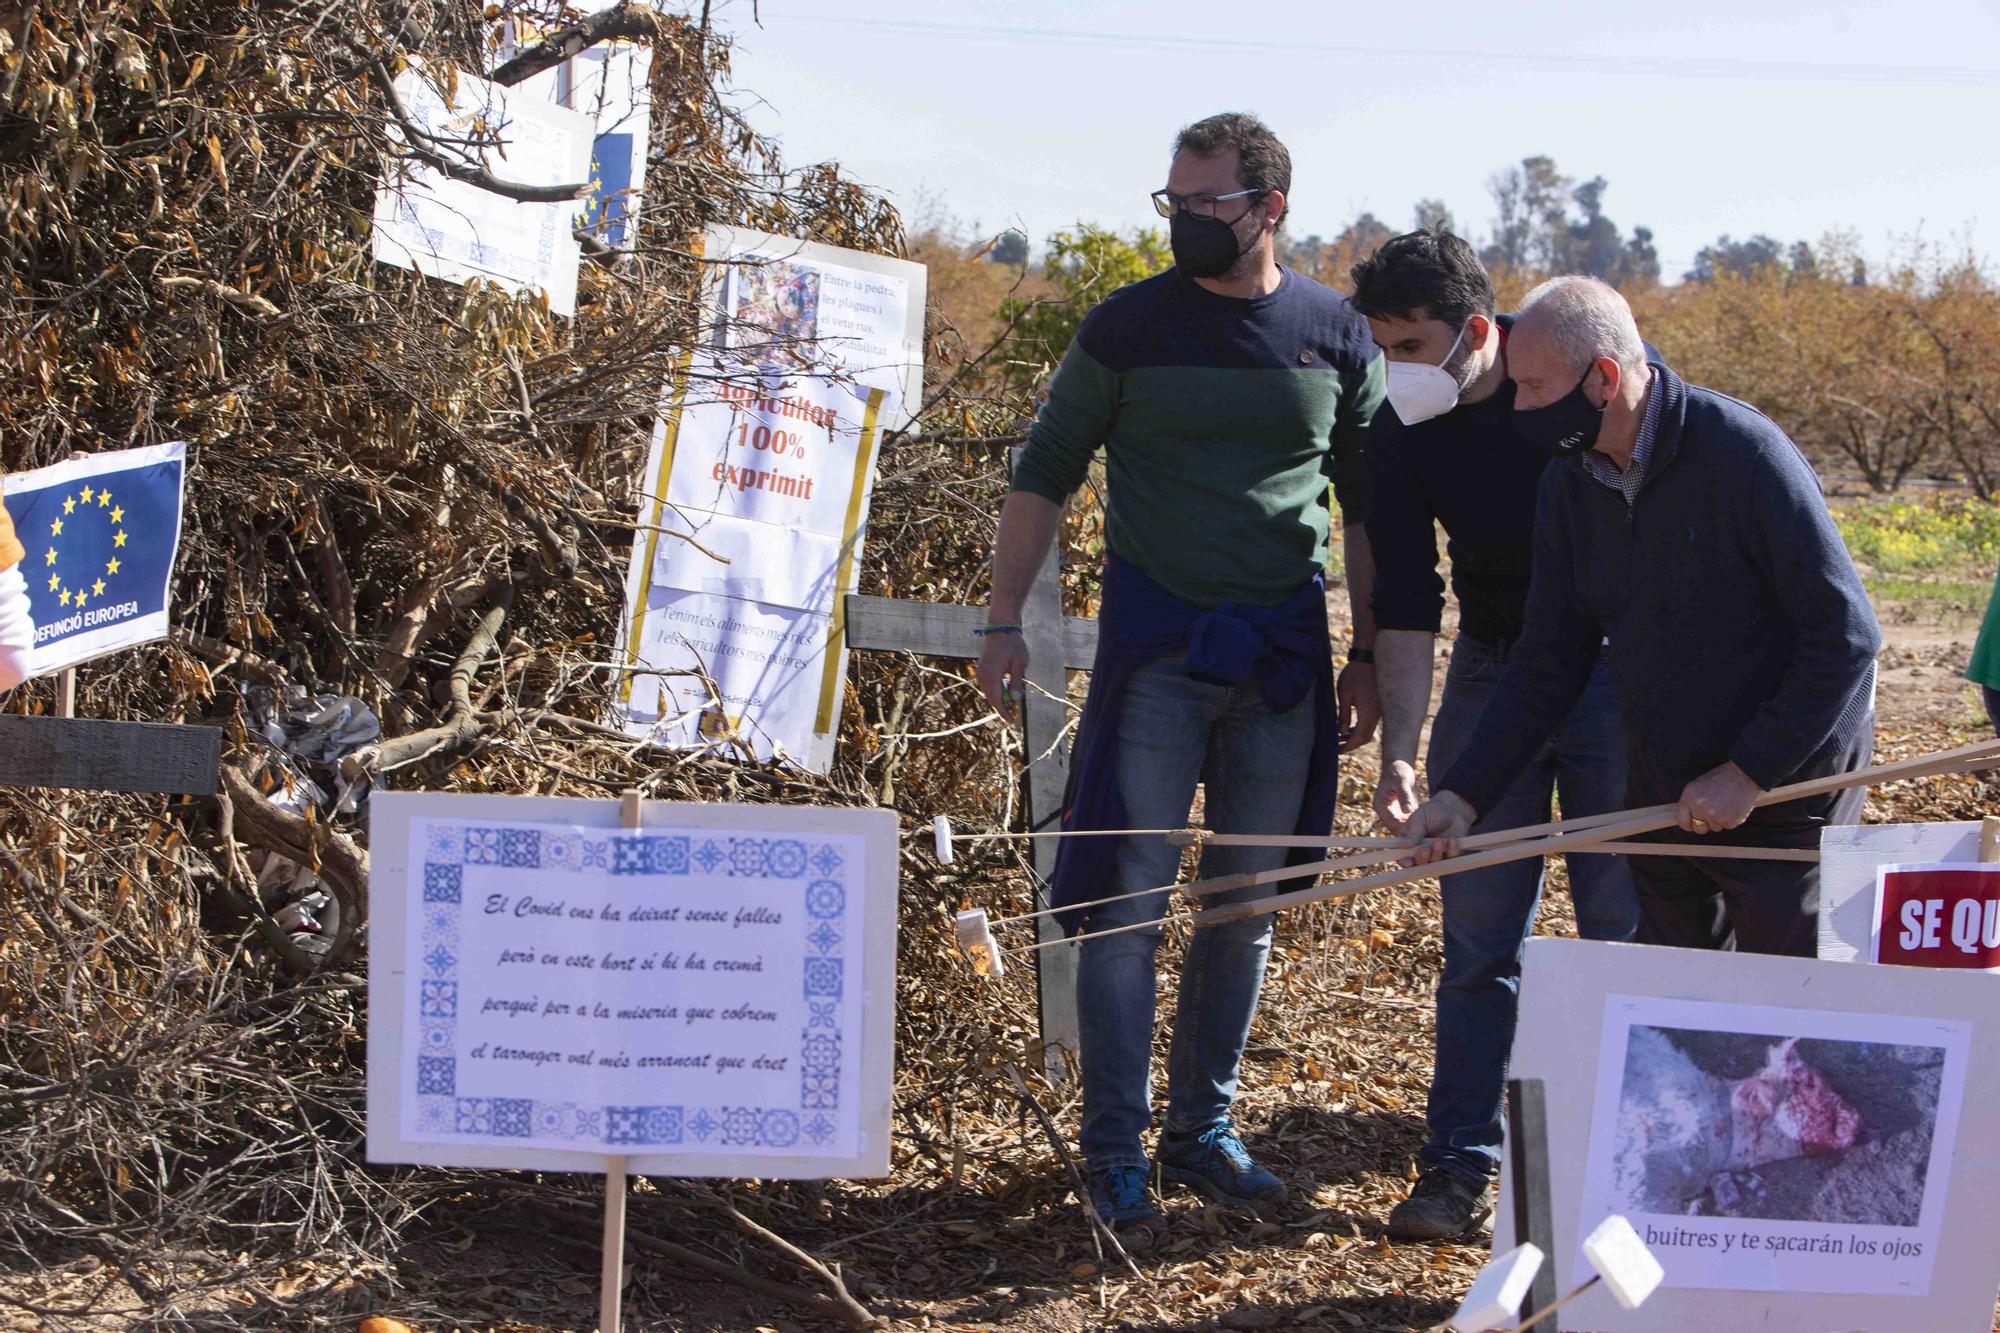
<box><xmin>1439</xmin><ymin>364</ymin><xmax>1879</xmax><ymax>820</ymax></box>
<box><xmin>1047</xmin><ymin>554</ymin><xmax>1338</xmax><ymax>933</ymax></box>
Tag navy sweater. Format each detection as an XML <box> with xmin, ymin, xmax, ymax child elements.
<box><xmin>1365</xmin><ymin>338</ymin><xmax>1538</xmax><ymax>645</ymax></box>
<box><xmin>1439</xmin><ymin>364</ymin><xmax>1879</xmax><ymax>818</ymax></box>
<box><xmin>1013</xmin><ymin>267</ymin><xmax>1384</xmax><ymax>607</ymax></box>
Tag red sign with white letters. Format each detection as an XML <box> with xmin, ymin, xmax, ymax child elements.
<box><xmin>1873</xmin><ymin>863</ymin><xmax>2000</xmax><ymax>970</ymax></box>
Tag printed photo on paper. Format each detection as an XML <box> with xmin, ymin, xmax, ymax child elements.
<box><xmin>729</xmin><ymin>259</ymin><xmax>822</xmax><ymax>373</ymax></box>
<box><xmin>1576</xmin><ymin>994</ymin><xmax>1970</xmax><ymax>1296</ymax></box>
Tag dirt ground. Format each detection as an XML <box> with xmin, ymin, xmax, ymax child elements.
<box><xmin>4</xmin><ymin>586</ymin><xmax>1992</xmax><ymax>1333</ymax></box>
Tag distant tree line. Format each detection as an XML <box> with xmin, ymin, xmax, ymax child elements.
<box><xmin>922</xmin><ymin>155</ymin><xmax>1998</xmax><ymax>497</ymax></box>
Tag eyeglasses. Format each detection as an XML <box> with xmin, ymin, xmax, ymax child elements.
<box><xmin>1150</xmin><ymin>187</ymin><xmax>1264</xmax><ymax>220</ymax></box>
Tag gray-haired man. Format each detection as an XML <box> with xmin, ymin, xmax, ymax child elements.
<box><xmin>1402</xmin><ymin>277</ymin><xmax>1879</xmax><ymax>958</ymax></box>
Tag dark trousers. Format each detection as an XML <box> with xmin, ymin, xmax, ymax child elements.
<box><xmin>1629</xmin><ymin>724</ymin><xmax>1873</xmax><ymax>957</ymax></box>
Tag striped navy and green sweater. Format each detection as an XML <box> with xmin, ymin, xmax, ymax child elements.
<box><xmin>1011</xmin><ymin>266</ymin><xmax>1385</xmax><ymax>609</ymax></box>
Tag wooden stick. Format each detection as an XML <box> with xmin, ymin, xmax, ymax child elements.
<box><xmin>599</xmin><ymin>788</ymin><xmax>643</xmax><ymax>1333</ymax></box>
<box><xmin>998</xmin><ymin>739</ymin><xmax>2000</xmax><ymax>953</ymax></box>
<box><xmin>981</xmin><ymin>836</ymin><xmax>1398</xmax><ymax>931</ymax></box>
<box><xmin>1509</xmin><ymin>1275</ymin><xmax>1604</xmax><ymax>1332</ymax></box>
<box><xmin>1172</xmin><ymin>738</ymin><xmax>2000</xmax><ymax>857</ymax></box>
<box><xmin>1000</xmin><ymin>812</ymin><xmax>1660</xmax><ymax>955</ymax></box>
<box><xmin>1588</xmin><ymin>841</ymin><xmax>1818</xmax><ymax>862</ymax></box>
<box><xmin>1169</xmin><ymin>831</ymin><xmax>1404</xmax><ymax>850</ymax></box>
<box><xmin>1195</xmin><ymin>813</ymin><xmax>1666</xmax><ymax>927</ymax></box>
<box><xmin>1196</xmin><ymin>742</ymin><xmax>2000</xmax><ymax>926</ymax></box>
<box><xmin>1178</xmin><ymin>739</ymin><xmax>2000</xmax><ymax>903</ymax></box>
<box><xmin>1980</xmin><ymin>815</ymin><xmax>2000</xmax><ymax>863</ymax></box>
<box><xmin>996</xmin><ymin>819</ymin><xmax>1834</xmax><ymax>956</ymax></box>
<box><xmin>940</xmin><ymin>825</ymin><xmax>1397</xmax><ymax>848</ymax></box>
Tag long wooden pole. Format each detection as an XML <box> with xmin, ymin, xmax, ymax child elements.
<box><xmin>1000</xmin><ymin>738</ymin><xmax>2000</xmax><ymax>952</ymax></box>
<box><xmin>1181</xmin><ymin>739</ymin><xmax>2000</xmax><ymax>906</ymax></box>
<box><xmin>599</xmin><ymin>789</ymin><xmax>642</xmax><ymax>1333</ymax></box>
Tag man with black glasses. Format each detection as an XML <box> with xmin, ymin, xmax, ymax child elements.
<box><xmin>974</xmin><ymin>112</ymin><xmax>1384</xmax><ymax>1247</ymax></box>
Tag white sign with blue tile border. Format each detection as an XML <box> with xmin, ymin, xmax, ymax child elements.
<box><xmin>368</xmin><ymin>793</ymin><xmax>898</xmax><ymax>1178</ymax></box>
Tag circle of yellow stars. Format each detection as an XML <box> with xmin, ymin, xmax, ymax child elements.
<box><xmin>44</xmin><ymin>483</ymin><xmax>128</xmax><ymax>611</ymax></box>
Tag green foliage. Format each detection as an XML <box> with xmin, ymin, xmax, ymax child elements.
<box><xmin>988</xmin><ymin>229</ymin><xmax>1030</xmax><ymax>269</ymax></box>
<box><xmin>999</xmin><ymin>224</ymin><xmax>1169</xmax><ymax>390</ymax></box>
<box><xmin>1836</xmin><ymin>496</ymin><xmax>2000</xmax><ymax>579</ymax></box>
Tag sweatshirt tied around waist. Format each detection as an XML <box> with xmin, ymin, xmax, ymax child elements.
<box><xmin>1047</xmin><ymin>554</ymin><xmax>1338</xmax><ymax>934</ymax></box>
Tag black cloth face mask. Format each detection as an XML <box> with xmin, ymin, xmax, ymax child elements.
<box><xmin>1170</xmin><ymin>204</ymin><xmax>1254</xmax><ymax>279</ymax></box>
<box><xmin>1512</xmin><ymin>364</ymin><xmax>1606</xmax><ymax>454</ymax></box>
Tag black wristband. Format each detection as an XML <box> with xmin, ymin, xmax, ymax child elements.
<box><xmin>1347</xmin><ymin>648</ymin><xmax>1375</xmax><ymax>665</ymax></box>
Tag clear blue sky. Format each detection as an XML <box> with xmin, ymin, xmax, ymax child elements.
<box><xmin>721</xmin><ymin>0</ymin><xmax>1998</xmax><ymax>282</ymax></box>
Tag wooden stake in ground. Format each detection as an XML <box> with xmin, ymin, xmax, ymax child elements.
<box><xmin>842</xmin><ymin>446</ymin><xmax>1094</xmax><ymax>1081</ymax></box>
<box><xmin>598</xmin><ymin>787</ymin><xmax>644</xmax><ymax>1333</ymax></box>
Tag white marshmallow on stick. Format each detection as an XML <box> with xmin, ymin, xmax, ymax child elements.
<box><xmin>933</xmin><ymin>814</ymin><xmax>955</xmax><ymax>864</ymax></box>
<box><xmin>1447</xmin><ymin>1242</ymin><xmax>1543</xmax><ymax>1332</ymax></box>
<box><xmin>1581</xmin><ymin>1215</ymin><xmax>1664</xmax><ymax>1310</ymax></box>
<box><xmin>954</xmin><ymin>908</ymin><xmax>1004</xmax><ymax>977</ymax></box>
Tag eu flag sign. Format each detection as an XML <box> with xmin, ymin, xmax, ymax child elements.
<box><xmin>5</xmin><ymin>442</ymin><xmax>186</xmax><ymax>677</ymax></box>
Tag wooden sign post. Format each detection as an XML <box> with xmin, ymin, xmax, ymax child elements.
<box><xmin>596</xmin><ymin>787</ymin><xmax>644</xmax><ymax>1333</ymax></box>
<box><xmin>842</xmin><ymin>467</ymin><xmax>1096</xmax><ymax>1079</ymax></box>
<box><xmin>0</xmin><ymin>714</ymin><xmax>221</xmax><ymax>794</ymax></box>
<box><xmin>1506</xmin><ymin>1077</ymin><xmax>1559</xmax><ymax>1320</ymax></box>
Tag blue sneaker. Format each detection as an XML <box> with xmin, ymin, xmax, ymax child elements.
<box><xmin>1088</xmin><ymin>1163</ymin><xmax>1167</xmax><ymax>1250</ymax></box>
<box><xmin>1157</xmin><ymin>1123</ymin><xmax>1288</xmax><ymax>1212</ymax></box>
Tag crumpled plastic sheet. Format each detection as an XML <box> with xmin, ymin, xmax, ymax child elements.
<box><xmin>241</xmin><ymin>685</ymin><xmax>381</xmax><ymax>950</ymax></box>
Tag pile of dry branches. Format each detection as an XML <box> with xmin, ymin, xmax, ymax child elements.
<box><xmin>0</xmin><ymin>1</ymin><xmax>1045</xmax><ymax>1320</ymax></box>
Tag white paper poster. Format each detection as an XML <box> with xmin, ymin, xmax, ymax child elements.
<box><xmin>368</xmin><ymin>792</ymin><xmax>899</xmax><ymax>1178</ymax></box>
<box><xmin>508</xmin><ymin>28</ymin><xmax>652</xmax><ymax>249</ymax></box>
<box><xmin>1499</xmin><ymin>938</ymin><xmax>2000</xmax><ymax>1332</ymax></box>
<box><xmin>402</xmin><ymin>815</ymin><xmax>867</xmax><ymax>1158</ymax></box>
<box><xmin>1817</xmin><ymin>821</ymin><xmax>1984</xmax><ymax>963</ymax></box>
<box><xmin>1577</xmin><ymin>994</ymin><xmax>1969</xmax><ymax>1296</ymax></box>
<box><xmin>623</xmin><ymin>588</ymin><xmax>831</xmax><ymax>758</ymax></box>
<box><xmin>371</xmin><ymin>63</ymin><xmax>591</xmax><ymax>316</ymax></box>
<box><xmin>613</xmin><ymin>227</ymin><xmax>926</xmax><ymax>771</ymax></box>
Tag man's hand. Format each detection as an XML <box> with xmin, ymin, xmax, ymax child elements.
<box><xmin>1374</xmin><ymin>758</ymin><xmax>1421</xmax><ymax>833</ymax></box>
<box><xmin>1677</xmin><ymin>760</ymin><xmax>1760</xmax><ymax>834</ymax></box>
<box><xmin>975</xmin><ymin>628</ymin><xmax>1028</xmax><ymax>718</ymax></box>
<box><xmin>1397</xmin><ymin>791</ymin><xmax>1477</xmax><ymax>866</ymax></box>
<box><xmin>1337</xmin><ymin>660</ymin><xmax>1380</xmax><ymax>753</ymax></box>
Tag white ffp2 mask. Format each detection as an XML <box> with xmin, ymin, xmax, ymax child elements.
<box><xmin>1383</xmin><ymin>322</ymin><xmax>1471</xmax><ymax>426</ymax></box>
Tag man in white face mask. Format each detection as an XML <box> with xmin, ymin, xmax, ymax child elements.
<box><xmin>1350</xmin><ymin>229</ymin><xmax>1639</xmax><ymax>1240</ymax></box>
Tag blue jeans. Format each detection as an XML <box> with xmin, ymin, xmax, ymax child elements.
<box><xmin>1420</xmin><ymin>636</ymin><xmax>1637</xmax><ymax>1184</ymax></box>
<box><xmin>1076</xmin><ymin>654</ymin><xmax>1319</xmax><ymax>1169</ymax></box>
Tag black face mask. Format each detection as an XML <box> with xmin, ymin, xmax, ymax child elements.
<box><xmin>1513</xmin><ymin>365</ymin><xmax>1606</xmax><ymax>454</ymax></box>
<box><xmin>1170</xmin><ymin>206</ymin><xmax>1251</xmax><ymax>279</ymax></box>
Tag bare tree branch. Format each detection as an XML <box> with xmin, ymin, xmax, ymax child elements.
<box><xmin>374</xmin><ymin>57</ymin><xmax>591</xmax><ymax>204</ymax></box>
<box><xmin>488</xmin><ymin>1</ymin><xmax>665</xmax><ymax>86</ymax></box>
